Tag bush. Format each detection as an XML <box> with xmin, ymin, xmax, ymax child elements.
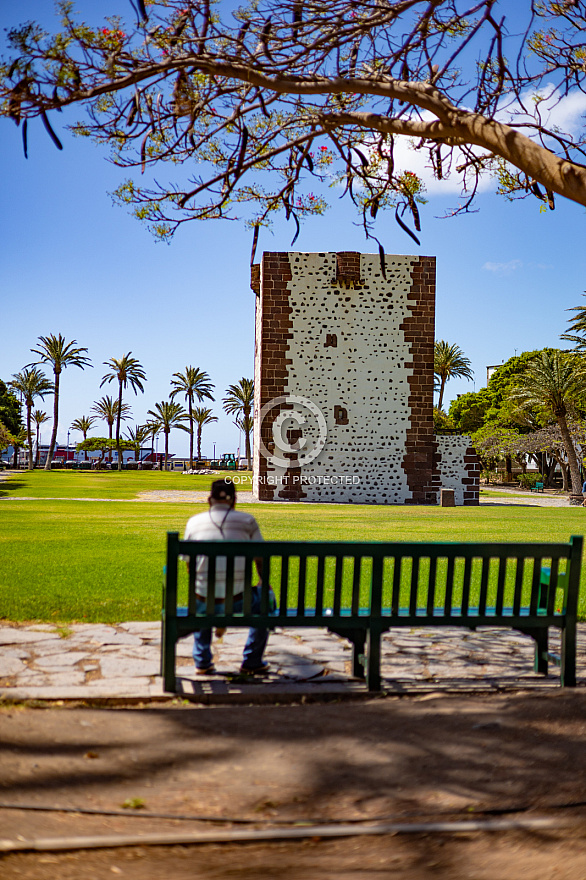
<box><xmin>517</xmin><ymin>473</ymin><xmax>544</xmax><ymax>489</ymax></box>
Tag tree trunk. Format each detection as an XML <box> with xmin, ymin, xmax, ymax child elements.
<box><xmin>437</xmin><ymin>376</ymin><xmax>446</xmax><ymax>412</ymax></box>
<box><xmin>197</xmin><ymin>426</ymin><xmax>202</xmax><ymax>460</ymax></box>
<box><xmin>164</xmin><ymin>430</ymin><xmax>169</xmax><ymax>471</ymax></box>
<box><xmin>45</xmin><ymin>370</ymin><xmax>60</xmax><ymax>470</ymax></box>
<box><xmin>26</xmin><ymin>401</ymin><xmax>33</xmax><ymax>470</ymax></box>
<box><xmin>35</xmin><ymin>425</ymin><xmax>40</xmax><ymax>467</ymax></box>
<box><xmin>244</xmin><ymin>405</ymin><xmax>252</xmax><ymax>469</ymax></box>
<box><xmin>188</xmin><ymin>396</ymin><xmax>194</xmax><ymax>470</ymax></box>
<box><xmin>116</xmin><ymin>380</ymin><xmax>123</xmax><ymax>471</ymax></box>
<box><xmin>245</xmin><ymin>426</ymin><xmax>252</xmax><ymax>470</ymax></box>
<box><xmin>553</xmin><ymin>452</ymin><xmax>569</xmax><ymax>491</ymax></box>
<box><xmin>557</xmin><ymin>414</ymin><xmax>582</xmax><ymax>494</ymax></box>
<box><xmin>543</xmin><ymin>453</ymin><xmax>556</xmax><ymax>488</ymax></box>
<box><xmin>108</xmin><ymin>421</ymin><xmax>113</xmax><ymax>462</ymax></box>
<box><xmin>561</xmin><ymin>460</ymin><xmax>569</xmax><ymax>492</ymax></box>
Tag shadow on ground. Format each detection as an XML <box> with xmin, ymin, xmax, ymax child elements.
<box><xmin>1</xmin><ymin>690</ymin><xmax>586</xmax><ymax>878</ymax></box>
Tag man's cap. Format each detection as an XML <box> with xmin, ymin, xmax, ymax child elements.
<box><xmin>210</xmin><ymin>479</ymin><xmax>236</xmax><ymax>502</ymax></box>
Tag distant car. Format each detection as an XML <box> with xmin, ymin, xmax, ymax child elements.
<box><xmin>238</xmin><ymin>457</ymin><xmax>250</xmax><ymax>470</ymax></box>
<box><xmin>0</xmin><ymin>459</ymin><xmax>11</xmax><ymax>470</ymax></box>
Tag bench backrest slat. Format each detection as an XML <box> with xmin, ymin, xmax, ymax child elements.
<box><xmin>444</xmin><ymin>556</ymin><xmax>455</xmax><ymax>617</ymax></box>
<box><xmin>478</xmin><ymin>557</ymin><xmax>490</xmax><ymax>615</ymax></box>
<box><xmin>529</xmin><ymin>557</ymin><xmax>542</xmax><ymax>617</ymax></box>
<box><xmin>332</xmin><ymin>557</ymin><xmax>342</xmax><ymax>617</ymax></box>
<box><xmin>224</xmin><ymin>555</ymin><xmax>236</xmax><ymax>613</ymax></box>
<box><xmin>242</xmin><ymin>556</ymin><xmax>253</xmax><ymax>613</ymax></box>
<box><xmin>279</xmin><ymin>556</ymin><xmax>290</xmax><ymax>616</ymax></box>
<box><xmin>351</xmin><ymin>558</ymin><xmax>361</xmax><ymax>616</ymax></box>
<box><xmin>513</xmin><ymin>559</ymin><xmax>524</xmax><ymax>617</ymax></box>
<box><xmin>427</xmin><ymin>557</ymin><xmax>437</xmax><ymax>616</ymax></box>
<box><xmin>371</xmin><ymin>556</ymin><xmax>383</xmax><ymax>618</ymax></box>
<box><xmin>495</xmin><ymin>558</ymin><xmax>507</xmax><ymax>617</ymax></box>
<box><xmin>546</xmin><ymin>557</ymin><xmax>560</xmax><ymax>614</ymax></box>
<box><xmin>187</xmin><ymin>558</ymin><xmax>197</xmax><ymax>615</ymax></box>
<box><xmin>461</xmin><ymin>557</ymin><xmax>472</xmax><ymax>616</ymax></box>
<box><xmin>297</xmin><ymin>555</ymin><xmax>307</xmax><ymax>615</ymax></box>
<box><xmin>314</xmin><ymin>555</ymin><xmax>325</xmax><ymax>616</ymax></box>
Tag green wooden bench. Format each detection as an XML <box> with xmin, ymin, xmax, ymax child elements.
<box><xmin>161</xmin><ymin>533</ymin><xmax>583</xmax><ymax>692</ymax></box>
<box><xmin>530</xmin><ymin>482</ymin><xmax>545</xmax><ymax>493</ymax></box>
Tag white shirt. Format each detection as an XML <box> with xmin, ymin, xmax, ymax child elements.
<box><xmin>183</xmin><ymin>503</ymin><xmax>264</xmax><ymax>598</ymax></box>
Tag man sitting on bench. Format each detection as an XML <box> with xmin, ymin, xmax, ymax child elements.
<box><xmin>183</xmin><ymin>479</ymin><xmax>272</xmax><ymax>676</ymax></box>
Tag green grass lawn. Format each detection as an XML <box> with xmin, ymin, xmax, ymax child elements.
<box><xmin>0</xmin><ymin>468</ymin><xmax>244</xmax><ymax>500</ymax></box>
<box><xmin>1</xmin><ymin>471</ymin><xmax>585</xmax><ymax>622</ymax></box>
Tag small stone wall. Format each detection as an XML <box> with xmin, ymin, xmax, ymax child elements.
<box><xmin>435</xmin><ymin>435</ymin><xmax>480</xmax><ymax>506</ymax></box>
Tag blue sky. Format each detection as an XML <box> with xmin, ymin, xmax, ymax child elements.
<box><xmin>2</xmin><ymin>2</ymin><xmax>585</xmax><ymax>458</ymax></box>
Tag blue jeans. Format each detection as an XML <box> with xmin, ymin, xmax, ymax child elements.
<box><xmin>192</xmin><ymin>587</ymin><xmax>274</xmax><ymax>670</ymax></box>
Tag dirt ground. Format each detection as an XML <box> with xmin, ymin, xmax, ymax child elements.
<box><xmin>1</xmin><ymin>690</ymin><xmax>586</xmax><ymax>879</ymax></box>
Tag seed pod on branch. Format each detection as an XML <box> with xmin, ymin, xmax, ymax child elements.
<box><xmin>40</xmin><ymin>110</ymin><xmax>62</xmax><ymax>150</ymax></box>
<box><xmin>259</xmin><ymin>18</ymin><xmax>274</xmax><ymax>62</ymax></box>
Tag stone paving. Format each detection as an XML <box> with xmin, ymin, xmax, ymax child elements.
<box><xmin>1</xmin><ymin>621</ymin><xmax>584</xmax><ymax>702</ymax></box>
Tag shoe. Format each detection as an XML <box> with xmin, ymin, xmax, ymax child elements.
<box><xmin>195</xmin><ymin>665</ymin><xmax>216</xmax><ymax>675</ymax></box>
<box><xmin>215</xmin><ymin>628</ymin><xmax>226</xmax><ymax>639</ymax></box>
<box><xmin>239</xmin><ymin>662</ymin><xmax>270</xmax><ymax>676</ymax></box>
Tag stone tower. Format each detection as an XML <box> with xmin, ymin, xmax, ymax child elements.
<box><xmin>252</xmin><ymin>251</ymin><xmax>478</xmax><ymax>504</ymax></box>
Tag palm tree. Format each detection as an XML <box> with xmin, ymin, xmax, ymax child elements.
<box><xmin>561</xmin><ymin>295</ymin><xmax>586</xmax><ymax>350</ymax></box>
<box><xmin>192</xmin><ymin>407</ymin><xmax>218</xmax><ymax>461</ymax></box>
<box><xmin>91</xmin><ymin>395</ymin><xmax>132</xmax><ymax>462</ymax></box>
<box><xmin>100</xmin><ymin>354</ymin><xmax>146</xmax><ymax>470</ymax></box>
<box><xmin>124</xmin><ymin>424</ymin><xmax>151</xmax><ymax>462</ymax></box>
<box><xmin>508</xmin><ymin>350</ymin><xmax>586</xmax><ymax>495</ymax></box>
<box><xmin>434</xmin><ymin>341</ymin><xmax>474</xmax><ymax>412</ymax></box>
<box><xmin>10</xmin><ymin>426</ymin><xmax>28</xmax><ymax>469</ymax></box>
<box><xmin>170</xmin><ymin>366</ymin><xmax>215</xmax><ymax>469</ymax></box>
<box><xmin>233</xmin><ymin>412</ymin><xmax>253</xmax><ymax>463</ymax></box>
<box><xmin>9</xmin><ymin>367</ymin><xmax>54</xmax><ymax>469</ymax></box>
<box><xmin>223</xmin><ymin>378</ymin><xmax>254</xmax><ymax>468</ymax></box>
<box><xmin>32</xmin><ymin>410</ymin><xmax>50</xmax><ymax>467</ymax></box>
<box><xmin>29</xmin><ymin>334</ymin><xmax>91</xmax><ymax>470</ymax></box>
<box><xmin>70</xmin><ymin>415</ymin><xmax>97</xmax><ymax>462</ymax></box>
<box><xmin>146</xmin><ymin>401</ymin><xmax>189</xmax><ymax>470</ymax></box>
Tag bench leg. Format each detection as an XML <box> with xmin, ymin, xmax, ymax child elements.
<box><xmin>352</xmin><ymin>632</ymin><xmax>366</xmax><ymax>679</ymax></box>
<box><xmin>327</xmin><ymin>628</ymin><xmax>366</xmax><ymax>679</ymax></box>
<box><xmin>161</xmin><ymin>615</ymin><xmax>177</xmax><ymax>693</ymax></box>
<box><xmin>366</xmin><ymin>628</ymin><xmax>382</xmax><ymax>691</ymax></box>
<box><xmin>519</xmin><ymin>627</ymin><xmax>549</xmax><ymax>676</ymax></box>
<box><xmin>561</xmin><ymin>621</ymin><xmax>577</xmax><ymax>687</ymax></box>
<box><xmin>533</xmin><ymin>629</ymin><xmax>549</xmax><ymax>676</ymax></box>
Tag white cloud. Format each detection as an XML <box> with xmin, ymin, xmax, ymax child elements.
<box><xmin>506</xmin><ymin>85</ymin><xmax>586</xmax><ymax>137</ymax></box>
<box><xmin>390</xmin><ymin>133</ymin><xmax>494</xmax><ymax>196</ymax></box>
<box><xmin>482</xmin><ymin>259</ymin><xmax>523</xmax><ymax>275</ymax></box>
<box><xmin>349</xmin><ymin>85</ymin><xmax>586</xmax><ymax>201</ymax></box>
